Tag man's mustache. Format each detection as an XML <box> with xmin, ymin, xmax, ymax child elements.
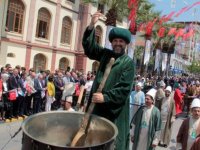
<box><xmin>113</xmin><ymin>45</ymin><xmax>123</xmax><ymax>49</ymax></box>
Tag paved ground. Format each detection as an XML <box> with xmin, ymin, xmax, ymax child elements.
<box><xmin>156</xmin><ymin>118</ymin><xmax>183</xmax><ymax>150</ymax></box>
<box><xmin>0</xmin><ymin>115</ymin><xmax>185</xmax><ymax>150</ymax></box>
<box><xmin>0</xmin><ymin>120</ymin><xmax>22</xmax><ymax>150</ymax></box>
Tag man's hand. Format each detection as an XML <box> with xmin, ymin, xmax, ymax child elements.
<box><xmin>92</xmin><ymin>92</ymin><xmax>104</xmax><ymax>103</ymax></box>
<box><xmin>152</xmin><ymin>144</ymin><xmax>157</xmax><ymax>148</ymax></box>
<box><xmin>131</xmin><ymin>136</ymin><xmax>134</xmax><ymax>143</ymax></box>
<box><xmin>89</xmin><ymin>11</ymin><xmax>102</xmax><ymax>29</ymax></box>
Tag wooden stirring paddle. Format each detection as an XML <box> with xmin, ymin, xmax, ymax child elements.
<box><xmin>70</xmin><ymin>58</ymin><xmax>115</xmax><ymax>147</ymax></box>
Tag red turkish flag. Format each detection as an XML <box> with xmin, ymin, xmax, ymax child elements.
<box><xmin>186</xmin><ymin>29</ymin><xmax>194</xmax><ymax>39</ymax></box>
<box><xmin>129</xmin><ymin>20</ymin><xmax>136</xmax><ymax>34</ymax></box>
<box><xmin>128</xmin><ymin>0</ymin><xmax>137</xmax><ymax>8</ymax></box>
<box><xmin>168</xmin><ymin>28</ymin><xmax>177</xmax><ymax>35</ymax></box>
<box><xmin>185</xmin><ymin>1</ymin><xmax>200</xmax><ymax>12</ymax></box>
<box><xmin>175</xmin><ymin>6</ymin><xmax>189</xmax><ymax>17</ymax></box>
<box><xmin>158</xmin><ymin>27</ymin><xmax>165</xmax><ymax>37</ymax></box>
<box><xmin>146</xmin><ymin>18</ymin><xmax>157</xmax><ymax>36</ymax></box>
<box><xmin>165</xmin><ymin>11</ymin><xmax>176</xmax><ymax>22</ymax></box>
<box><xmin>128</xmin><ymin>9</ymin><xmax>136</xmax><ymax>20</ymax></box>
<box><xmin>175</xmin><ymin>28</ymin><xmax>185</xmax><ymax>40</ymax></box>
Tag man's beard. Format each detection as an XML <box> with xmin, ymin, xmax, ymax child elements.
<box><xmin>113</xmin><ymin>45</ymin><xmax>125</xmax><ymax>54</ymax></box>
<box><xmin>165</xmin><ymin>95</ymin><xmax>170</xmax><ymax>98</ymax></box>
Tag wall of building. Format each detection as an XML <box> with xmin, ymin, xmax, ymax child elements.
<box><xmin>0</xmin><ymin>41</ymin><xmax>26</xmax><ymax>67</ymax></box>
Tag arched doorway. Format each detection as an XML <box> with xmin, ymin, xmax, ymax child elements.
<box><xmin>33</xmin><ymin>53</ymin><xmax>46</xmax><ymax>73</ymax></box>
<box><xmin>59</xmin><ymin>57</ymin><xmax>69</xmax><ymax>71</ymax></box>
<box><xmin>92</xmin><ymin>61</ymin><xmax>99</xmax><ymax>73</ymax></box>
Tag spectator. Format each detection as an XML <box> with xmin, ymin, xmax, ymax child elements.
<box><xmin>63</xmin><ymin>96</ymin><xmax>74</xmax><ymax>112</ymax></box>
<box><xmin>53</xmin><ymin>71</ymin><xmax>64</xmax><ymax>109</ymax></box>
<box><xmin>2</xmin><ymin>73</ymin><xmax>13</xmax><ymax>120</ymax></box>
<box><xmin>0</xmin><ymin>75</ymin><xmax>5</xmax><ymax>121</ymax></box>
<box><xmin>8</xmin><ymin>69</ymin><xmax>20</xmax><ymax>118</ymax></box>
<box><xmin>33</xmin><ymin>74</ymin><xmax>43</xmax><ymax>114</ymax></box>
<box><xmin>45</xmin><ymin>75</ymin><xmax>55</xmax><ymax>111</ymax></box>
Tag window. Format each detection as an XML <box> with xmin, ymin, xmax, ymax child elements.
<box><xmin>95</xmin><ymin>26</ymin><xmax>102</xmax><ymax>44</ymax></box>
<box><xmin>6</xmin><ymin>0</ymin><xmax>24</xmax><ymax>33</ymax></box>
<box><xmin>61</xmin><ymin>16</ymin><xmax>72</xmax><ymax>44</ymax></box>
<box><xmin>36</xmin><ymin>8</ymin><xmax>51</xmax><ymax>39</ymax></box>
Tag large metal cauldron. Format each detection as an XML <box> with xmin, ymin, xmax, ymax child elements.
<box><xmin>21</xmin><ymin>111</ymin><xmax>118</xmax><ymax>150</ymax></box>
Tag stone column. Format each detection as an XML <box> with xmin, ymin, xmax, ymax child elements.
<box><xmin>51</xmin><ymin>49</ymin><xmax>57</xmax><ymax>71</ymax></box>
<box><xmin>0</xmin><ymin>0</ymin><xmax>8</xmax><ymax>38</ymax></box>
<box><xmin>26</xmin><ymin>0</ymin><xmax>37</xmax><ymax>42</ymax></box>
<box><xmin>52</xmin><ymin>0</ymin><xmax>62</xmax><ymax>47</ymax></box>
<box><xmin>25</xmin><ymin>45</ymin><xmax>32</xmax><ymax>70</ymax></box>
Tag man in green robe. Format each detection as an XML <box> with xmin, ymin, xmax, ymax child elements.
<box><xmin>82</xmin><ymin>11</ymin><xmax>135</xmax><ymax>150</ymax></box>
<box><xmin>130</xmin><ymin>88</ymin><xmax>161</xmax><ymax>150</ymax></box>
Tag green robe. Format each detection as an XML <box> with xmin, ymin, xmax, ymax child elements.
<box><xmin>82</xmin><ymin>27</ymin><xmax>135</xmax><ymax>150</ymax></box>
<box><xmin>132</xmin><ymin>106</ymin><xmax>161</xmax><ymax>150</ymax></box>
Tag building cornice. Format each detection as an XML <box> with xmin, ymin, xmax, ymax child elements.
<box><xmin>0</xmin><ymin>37</ymin><xmax>86</xmax><ymax>55</ymax></box>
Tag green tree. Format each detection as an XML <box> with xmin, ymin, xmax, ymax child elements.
<box><xmin>187</xmin><ymin>61</ymin><xmax>200</xmax><ymax>74</ymax></box>
<box><xmin>82</xmin><ymin>0</ymin><xmax>129</xmax><ymax>26</ymax></box>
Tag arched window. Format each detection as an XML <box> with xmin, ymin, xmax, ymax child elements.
<box><xmin>33</xmin><ymin>53</ymin><xmax>47</xmax><ymax>73</ymax></box>
<box><xmin>92</xmin><ymin>61</ymin><xmax>100</xmax><ymax>73</ymax></box>
<box><xmin>6</xmin><ymin>0</ymin><xmax>25</xmax><ymax>33</ymax></box>
<box><xmin>95</xmin><ymin>26</ymin><xmax>102</xmax><ymax>44</ymax></box>
<box><xmin>59</xmin><ymin>57</ymin><xmax>69</xmax><ymax>71</ymax></box>
<box><xmin>36</xmin><ymin>8</ymin><xmax>51</xmax><ymax>39</ymax></box>
<box><xmin>61</xmin><ymin>16</ymin><xmax>72</xmax><ymax>44</ymax></box>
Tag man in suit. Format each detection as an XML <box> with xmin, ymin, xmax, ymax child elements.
<box><xmin>8</xmin><ymin>69</ymin><xmax>22</xmax><ymax>118</ymax></box>
<box><xmin>40</xmin><ymin>72</ymin><xmax>47</xmax><ymax>111</ymax></box>
<box><xmin>33</xmin><ymin>74</ymin><xmax>43</xmax><ymax>114</ymax></box>
<box><xmin>53</xmin><ymin>71</ymin><xmax>65</xmax><ymax>109</ymax></box>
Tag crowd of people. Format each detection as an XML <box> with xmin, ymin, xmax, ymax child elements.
<box><xmin>1</xmin><ymin>64</ymin><xmax>200</xmax><ymax>149</ymax></box>
<box><xmin>130</xmin><ymin>74</ymin><xmax>200</xmax><ymax>150</ymax></box>
<box><xmin>0</xmin><ymin>64</ymin><xmax>95</xmax><ymax>121</ymax></box>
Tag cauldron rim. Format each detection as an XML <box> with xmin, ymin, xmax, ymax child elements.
<box><xmin>21</xmin><ymin>111</ymin><xmax>118</xmax><ymax>148</ymax></box>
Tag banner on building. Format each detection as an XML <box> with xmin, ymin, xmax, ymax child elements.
<box><xmin>154</xmin><ymin>49</ymin><xmax>161</xmax><ymax>71</ymax></box>
<box><xmin>162</xmin><ymin>53</ymin><xmax>168</xmax><ymax>71</ymax></box>
<box><xmin>144</xmin><ymin>40</ymin><xmax>151</xmax><ymax>65</ymax></box>
<box><xmin>127</xmin><ymin>35</ymin><xmax>136</xmax><ymax>59</ymax></box>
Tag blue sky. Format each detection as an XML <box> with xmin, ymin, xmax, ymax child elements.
<box><xmin>149</xmin><ymin>0</ymin><xmax>200</xmax><ymax>22</ymax></box>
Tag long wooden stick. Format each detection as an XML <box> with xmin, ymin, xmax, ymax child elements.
<box><xmin>70</xmin><ymin>58</ymin><xmax>115</xmax><ymax>147</ymax></box>
<box><xmin>76</xmin><ymin>85</ymin><xmax>85</xmax><ymax>110</ymax></box>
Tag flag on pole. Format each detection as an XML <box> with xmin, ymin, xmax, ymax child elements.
<box><xmin>144</xmin><ymin>40</ymin><xmax>151</xmax><ymax>65</ymax></box>
<box><xmin>154</xmin><ymin>49</ymin><xmax>161</xmax><ymax>70</ymax></box>
<box><xmin>168</xmin><ymin>28</ymin><xmax>177</xmax><ymax>35</ymax></box>
<box><xmin>127</xmin><ymin>35</ymin><xmax>136</xmax><ymax>59</ymax></box>
<box><xmin>162</xmin><ymin>53</ymin><xmax>168</xmax><ymax>71</ymax></box>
